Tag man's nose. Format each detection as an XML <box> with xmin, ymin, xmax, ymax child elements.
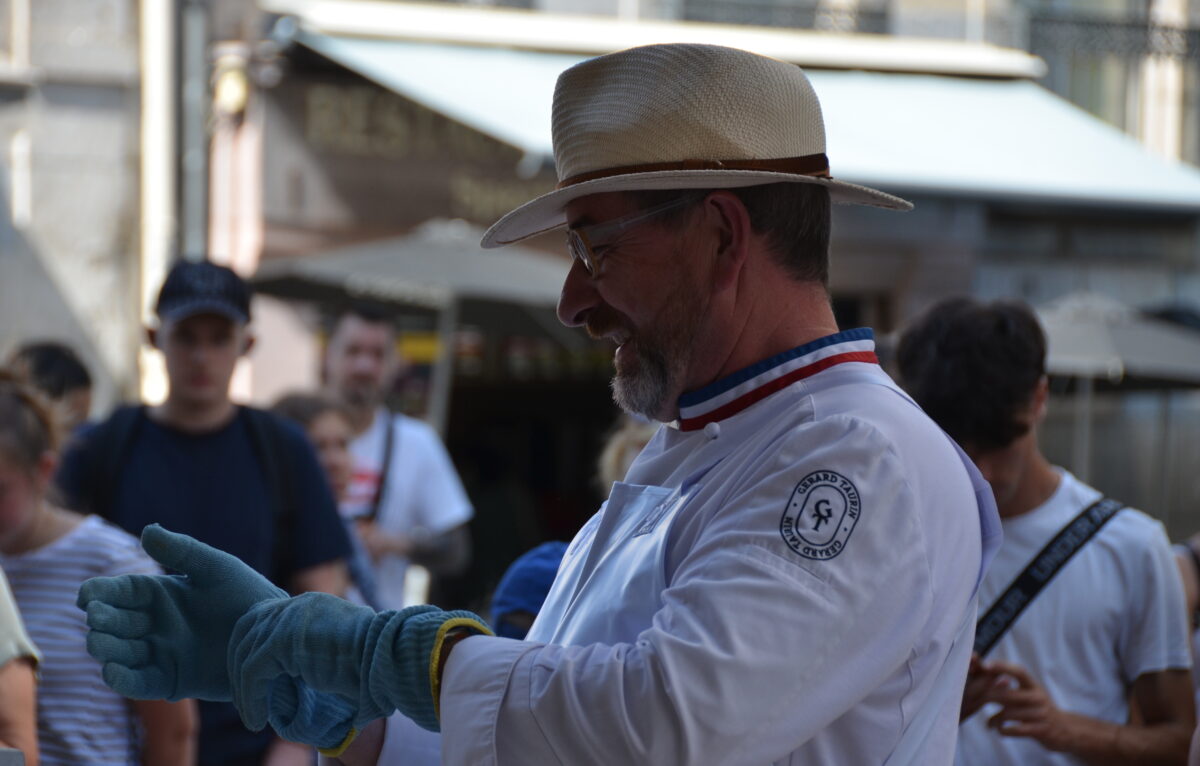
<box><xmin>188</xmin><ymin>342</ymin><xmax>211</xmax><ymax>362</ymax></box>
<box><xmin>556</xmin><ymin>257</ymin><xmax>600</xmax><ymax>328</ymax></box>
<box><xmin>350</xmin><ymin>353</ymin><xmax>376</xmax><ymax>374</ymax></box>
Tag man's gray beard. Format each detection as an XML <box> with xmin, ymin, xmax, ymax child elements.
<box><xmin>611</xmin><ymin>345</ymin><xmax>674</xmax><ymax>421</ymax></box>
<box><xmin>605</xmin><ymin>260</ymin><xmax>705</xmax><ymax>422</ymax></box>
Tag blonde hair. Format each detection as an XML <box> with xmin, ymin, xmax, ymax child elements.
<box><xmin>596</xmin><ymin>416</ymin><xmax>658</xmax><ymax>491</ymax></box>
<box><xmin>0</xmin><ymin>369</ymin><xmax>61</xmax><ymax>469</ymax></box>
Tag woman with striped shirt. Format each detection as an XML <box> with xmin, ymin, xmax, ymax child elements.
<box><xmin>0</xmin><ymin>373</ymin><xmax>197</xmax><ymax>765</ymax></box>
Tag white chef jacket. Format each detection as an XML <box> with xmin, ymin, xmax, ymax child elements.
<box><xmin>440</xmin><ymin>329</ymin><xmax>1001</xmax><ymax>765</ymax></box>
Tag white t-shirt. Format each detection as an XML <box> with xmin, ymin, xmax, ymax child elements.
<box><xmin>343</xmin><ymin>410</ymin><xmax>473</xmax><ymax>610</ymax></box>
<box><xmin>956</xmin><ymin>469</ymin><xmax>1191</xmax><ymax>766</ymax></box>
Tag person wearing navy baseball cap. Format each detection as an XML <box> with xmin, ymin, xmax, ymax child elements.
<box><xmin>58</xmin><ymin>257</ymin><xmax>354</xmax><ymax>765</ymax></box>
<box><xmin>147</xmin><ymin>260</ymin><xmax>255</xmax><ymax>416</ymax></box>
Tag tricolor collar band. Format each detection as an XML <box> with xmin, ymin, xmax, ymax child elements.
<box><xmin>676</xmin><ymin>328</ymin><xmax>878</xmax><ymax>432</ymax></box>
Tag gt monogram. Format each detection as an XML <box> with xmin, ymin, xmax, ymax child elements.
<box><xmin>779</xmin><ymin>470</ymin><xmax>861</xmax><ymax>560</ymax></box>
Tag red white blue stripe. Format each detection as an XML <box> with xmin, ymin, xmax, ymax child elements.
<box><xmin>677</xmin><ymin>328</ymin><xmax>878</xmax><ymax>432</ymax></box>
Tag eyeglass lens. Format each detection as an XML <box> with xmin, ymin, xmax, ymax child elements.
<box><xmin>567</xmin><ymin>230</ymin><xmax>595</xmax><ymax>275</ymax></box>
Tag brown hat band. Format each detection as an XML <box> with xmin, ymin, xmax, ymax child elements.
<box><xmin>557</xmin><ymin>153</ymin><xmax>831</xmax><ymax>189</ymax></box>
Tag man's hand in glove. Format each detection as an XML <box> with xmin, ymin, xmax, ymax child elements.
<box><xmin>76</xmin><ymin>524</ymin><xmax>287</xmax><ymax>701</ymax></box>
<box><xmin>267</xmin><ymin>678</ymin><xmax>361</xmax><ymax>757</ymax></box>
<box><xmin>229</xmin><ymin>593</ymin><xmax>492</xmax><ymax>736</ymax></box>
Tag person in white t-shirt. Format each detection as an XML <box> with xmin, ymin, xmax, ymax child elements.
<box><xmin>897</xmin><ymin>296</ymin><xmax>1194</xmax><ymax>765</ymax></box>
<box><xmin>324</xmin><ymin>305</ymin><xmax>473</xmax><ymax>610</ymax></box>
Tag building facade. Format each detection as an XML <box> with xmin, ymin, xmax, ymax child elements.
<box><xmin>0</xmin><ymin>0</ymin><xmax>142</xmax><ymax>408</ymax></box>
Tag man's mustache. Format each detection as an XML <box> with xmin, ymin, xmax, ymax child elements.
<box><xmin>585</xmin><ymin>308</ymin><xmax>630</xmax><ymax>341</ymax></box>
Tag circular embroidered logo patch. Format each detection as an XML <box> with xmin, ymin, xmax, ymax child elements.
<box><xmin>780</xmin><ymin>470</ymin><xmax>861</xmax><ymax>560</ymax></box>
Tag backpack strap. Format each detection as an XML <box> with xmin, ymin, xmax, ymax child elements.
<box><xmin>79</xmin><ymin>404</ymin><xmax>146</xmax><ymax>520</ymax></box>
<box><xmin>364</xmin><ymin>413</ymin><xmax>397</xmax><ymax>524</ymax></box>
<box><xmin>240</xmin><ymin>407</ymin><xmax>299</xmax><ymax>586</ymax></box>
<box><xmin>974</xmin><ymin>496</ymin><xmax>1125</xmax><ymax>657</ymax></box>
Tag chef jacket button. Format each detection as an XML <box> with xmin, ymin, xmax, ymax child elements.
<box><xmin>704</xmin><ymin>421</ymin><xmax>721</xmax><ymax>440</ymax></box>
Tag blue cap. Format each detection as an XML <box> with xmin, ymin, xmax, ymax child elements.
<box><xmin>490</xmin><ymin>541</ymin><xmax>568</xmax><ymax>636</ymax></box>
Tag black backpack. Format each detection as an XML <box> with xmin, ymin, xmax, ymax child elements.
<box><xmin>75</xmin><ymin>404</ymin><xmax>299</xmax><ymax>584</ymax></box>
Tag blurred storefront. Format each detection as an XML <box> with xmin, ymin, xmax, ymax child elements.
<box><xmin>246</xmin><ymin>1</ymin><xmax>1200</xmax><ymax>323</ymax></box>
<box><xmin>0</xmin><ymin>0</ymin><xmax>143</xmax><ymax>411</ymax></box>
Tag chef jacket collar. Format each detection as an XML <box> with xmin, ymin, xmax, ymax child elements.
<box><xmin>675</xmin><ymin>328</ymin><xmax>878</xmax><ymax>432</ymax></box>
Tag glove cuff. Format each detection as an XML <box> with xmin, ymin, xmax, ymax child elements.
<box><xmin>361</xmin><ymin>608</ymin><xmax>491</xmax><ymax>732</ymax></box>
<box><xmin>317</xmin><ymin>727</ymin><xmax>359</xmax><ymax>758</ymax></box>
<box><xmin>429</xmin><ymin>615</ymin><xmax>493</xmax><ymax>721</ymax></box>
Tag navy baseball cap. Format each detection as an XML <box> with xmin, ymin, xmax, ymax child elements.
<box><xmin>154</xmin><ymin>260</ymin><xmax>252</xmax><ymax>324</ymax></box>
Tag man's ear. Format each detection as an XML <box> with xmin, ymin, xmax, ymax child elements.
<box><xmin>36</xmin><ymin>450</ymin><xmax>59</xmax><ymax>489</ymax></box>
<box><xmin>704</xmin><ymin>191</ymin><xmax>752</xmax><ymax>292</ymax></box>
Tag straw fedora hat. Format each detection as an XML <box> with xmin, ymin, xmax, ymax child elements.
<box><xmin>481</xmin><ymin>43</ymin><xmax>912</xmax><ymax>249</ymax></box>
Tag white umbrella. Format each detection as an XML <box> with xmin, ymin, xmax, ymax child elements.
<box><xmin>254</xmin><ymin>218</ymin><xmax>571</xmax><ymax>433</ymax></box>
<box><xmin>254</xmin><ymin>218</ymin><xmax>567</xmax><ymax>310</ymax></box>
<box><xmin>1036</xmin><ymin>291</ymin><xmax>1200</xmax><ymax>486</ymax></box>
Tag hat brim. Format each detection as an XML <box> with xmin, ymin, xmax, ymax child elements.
<box><xmin>157</xmin><ymin>299</ymin><xmax>250</xmax><ymax>325</ymax></box>
<box><xmin>481</xmin><ymin>170</ymin><xmax>912</xmax><ymax>249</ymax></box>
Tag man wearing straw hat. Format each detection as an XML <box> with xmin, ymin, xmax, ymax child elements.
<box><xmin>78</xmin><ymin>43</ymin><xmax>1000</xmax><ymax>765</ymax></box>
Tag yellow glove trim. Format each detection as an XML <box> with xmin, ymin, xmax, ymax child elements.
<box><xmin>316</xmin><ymin>727</ymin><xmax>359</xmax><ymax>758</ymax></box>
<box><xmin>429</xmin><ymin>616</ymin><xmax>493</xmax><ymax>721</ymax></box>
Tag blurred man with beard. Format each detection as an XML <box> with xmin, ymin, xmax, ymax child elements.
<box><xmin>323</xmin><ymin>305</ymin><xmax>472</xmax><ymax>610</ymax></box>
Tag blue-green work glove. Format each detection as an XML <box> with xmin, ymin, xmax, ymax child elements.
<box><xmin>76</xmin><ymin>524</ymin><xmax>287</xmax><ymax>701</ymax></box>
<box><xmin>228</xmin><ymin>592</ymin><xmax>492</xmax><ymax>735</ymax></box>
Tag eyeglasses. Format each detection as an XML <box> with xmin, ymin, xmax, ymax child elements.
<box><xmin>566</xmin><ymin>195</ymin><xmax>700</xmax><ymax>277</ymax></box>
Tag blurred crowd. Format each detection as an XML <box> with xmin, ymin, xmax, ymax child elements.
<box><xmin>0</xmin><ymin>259</ymin><xmax>1198</xmax><ymax>765</ymax></box>
<box><xmin>0</xmin><ymin>260</ymin><xmax>510</xmax><ymax>766</ymax></box>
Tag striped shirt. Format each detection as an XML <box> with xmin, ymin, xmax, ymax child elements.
<box><xmin>1</xmin><ymin>515</ymin><xmax>159</xmax><ymax>765</ymax></box>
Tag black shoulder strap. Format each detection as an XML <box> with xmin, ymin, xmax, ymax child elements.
<box><xmin>241</xmin><ymin>407</ymin><xmax>299</xmax><ymax>584</ymax></box>
<box><xmin>974</xmin><ymin>496</ymin><xmax>1125</xmax><ymax>657</ymax></box>
<box><xmin>81</xmin><ymin>404</ymin><xmax>146</xmax><ymax>519</ymax></box>
<box><xmin>364</xmin><ymin>413</ymin><xmax>397</xmax><ymax>523</ymax></box>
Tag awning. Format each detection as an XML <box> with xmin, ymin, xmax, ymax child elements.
<box><xmin>1038</xmin><ymin>291</ymin><xmax>1200</xmax><ymax>385</ymax></box>
<box><xmin>1035</xmin><ymin>291</ymin><xmax>1200</xmax><ymax>484</ymax></box>
<box><xmin>299</xmin><ymin>32</ymin><xmax>1200</xmax><ymax>213</ymax></box>
<box><xmin>267</xmin><ymin>0</ymin><xmax>1045</xmax><ymax>78</ymax></box>
<box><xmin>253</xmin><ymin>218</ymin><xmax>566</xmax><ymax>310</ymax></box>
